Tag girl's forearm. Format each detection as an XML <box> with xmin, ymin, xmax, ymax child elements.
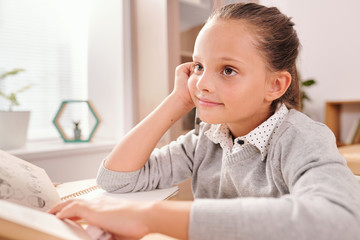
<box><xmin>145</xmin><ymin>200</ymin><xmax>193</xmax><ymax>240</ymax></box>
<box><xmin>104</xmin><ymin>93</ymin><xmax>193</xmax><ymax>172</ymax></box>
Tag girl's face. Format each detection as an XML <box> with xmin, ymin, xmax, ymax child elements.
<box><xmin>188</xmin><ymin>19</ymin><xmax>274</xmax><ymax>137</ymax></box>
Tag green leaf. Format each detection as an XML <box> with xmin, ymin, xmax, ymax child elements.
<box><xmin>8</xmin><ymin>93</ymin><xmax>19</xmax><ymax>106</ymax></box>
<box><xmin>0</xmin><ymin>91</ymin><xmax>11</xmax><ymax>101</ymax></box>
<box><xmin>302</xmin><ymin>92</ymin><xmax>310</xmax><ymax>101</ymax></box>
<box><xmin>302</xmin><ymin>79</ymin><xmax>316</xmax><ymax>87</ymax></box>
<box><xmin>0</xmin><ymin>90</ymin><xmax>7</xmax><ymax>98</ymax></box>
<box><xmin>0</xmin><ymin>69</ymin><xmax>34</xmax><ymax>109</ymax></box>
<box><xmin>0</xmin><ymin>68</ymin><xmax>25</xmax><ymax>80</ymax></box>
<box><xmin>16</xmin><ymin>84</ymin><xmax>33</xmax><ymax>93</ymax></box>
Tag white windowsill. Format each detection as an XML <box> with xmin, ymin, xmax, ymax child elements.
<box><xmin>8</xmin><ymin>138</ymin><xmax>117</xmax><ymax>162</ymax></box>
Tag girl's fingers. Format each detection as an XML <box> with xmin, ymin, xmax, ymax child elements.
<box><xmin>176</xmin><ymin>62</ymin><xmax>194</xmax><ymax>77</ymax></box>
<box><xmin>56</xmin><ymin>201</ymin><xmax>87</xmax><ymax>220</ymax></box>
<box><xmin>48</xmin><ymin>199</ymin><xmax>78</xmax><ymax>214</ymax></box>
<box><xmin>48</xmin><ymin>199</ymin><xmax>90</xmax><ymax>221</ymax></box>
<box><xmin>49</xmin><ymin>197</ymin><xmax>150</xmax><ymax>240</ymax></box>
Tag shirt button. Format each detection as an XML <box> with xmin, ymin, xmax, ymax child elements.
<box><xmin>237</xmin><ymin>139</ymin><xmax>245</xmax><ymax>145</ymax></box>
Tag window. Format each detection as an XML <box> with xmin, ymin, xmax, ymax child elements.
<box><xmin>0</xmin><ymin>0</ymin><xmax>90</xmax><ymax>139</ymax></box>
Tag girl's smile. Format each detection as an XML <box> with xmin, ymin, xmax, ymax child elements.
<box><xmin>196</xmin><ymin>96</ymin><xmax>224</xmax><ymax>107</ymax></box>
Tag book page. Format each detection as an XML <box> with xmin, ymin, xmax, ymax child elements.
<box><xmin>57</xmin><ymin>179</ymin><xmax>179</xmax><ymax>202</ymax></box>
<box><xmin>57</xmin><ymin>178</ymin><xmax>97</xmax><ymax>199</ymax></box>
<box><xmin>79</xmin><ymin>187</ymin><xmax>179</xmax><ymax>201</ymax></box>
<box><xmin>0</xmin><ymin>150</ymin><xmax>60</xmax><ymax>211</ymax></box>
<box><xmin>0</xmin><ymin>199</ymin><xmax>91</xmax><ymax>240</ymax></box>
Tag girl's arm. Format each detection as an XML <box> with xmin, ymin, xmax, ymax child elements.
<box><xmin>105</xmin><ymin>63</ymin><xmax>195</xmax><ymax>172</ymax></box>
<box><xmin>49</xmin><ymin>198</ymin><xmax>192</xmax><ymax>240</ymax></box>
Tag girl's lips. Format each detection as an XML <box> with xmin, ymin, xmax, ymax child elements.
<box><xmin>197</xmin><ymin>97</ymin><xmax>223</xmax><ymax>107</ymax></box>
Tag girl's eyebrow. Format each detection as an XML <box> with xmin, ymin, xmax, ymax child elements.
<box><xmin>192</xmin><ymin>55</ymin><xmax>246</xmax><ymax>65</ymax></box>
<box><xmin>219</xmin><ymin>56</ymin><xmax>246</xmax><ymax>65</ymax></box>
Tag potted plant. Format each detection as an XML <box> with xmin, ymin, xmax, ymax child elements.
<box><xmin>0</xmin><ymin>69</ymin><xmax>32</xmax><ymax>150</ymax></box>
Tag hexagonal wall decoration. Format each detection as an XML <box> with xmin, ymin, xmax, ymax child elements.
<box><xmin>53</xmin><ymin>100</ymin><xmax>101</xmax><ymax>142</ymax></box>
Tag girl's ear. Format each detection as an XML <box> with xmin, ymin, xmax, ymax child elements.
<box><xmin>265</xmin><ymin>71</ymin><xmax>291</xmax><ymax>102</ymax></box>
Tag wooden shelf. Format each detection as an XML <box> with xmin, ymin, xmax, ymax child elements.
<box><xmin>180</xmin><ymin>50</ymin><xmax>193</xmax><ymax>63</ymax></box>
<box><xmin>180</xmin><ymin>24</ymin><xmax>203</xmax><ymax>54</ymax></box>
<box><xmin>338</xmin><ymin>144</ymin><xmax>360</xmax><ymax>175</ymax></box>
<box><xmin>325</xmin><ymin>100</ymin><xmax>360</xmax><ymax>145</ymax></box>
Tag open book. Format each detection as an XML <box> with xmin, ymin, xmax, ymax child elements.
<box><xmin>0</xmin><ymin>150</ymin><xmax>179</xmax><ymax>240</ymax></box>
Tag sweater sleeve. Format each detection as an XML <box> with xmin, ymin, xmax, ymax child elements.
<box><xmin>96</xmin><ymin>129</ymin><xmax>198</xmax><ymax>193</ymax></box>
<box><xmin>189</xmin><ymin>122</ymin><xmax>360</xmax><ymax>240</ymax></box>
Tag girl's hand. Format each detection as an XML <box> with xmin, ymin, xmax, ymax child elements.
<box><xmin>172</xmin><ymin>62</ymin><xmax>195</xmax><ymax>110</ymax></box>
<box><xmin>48</xmin><ymin>197</ymin><xmax>151</xmax><ymax>239</ymax></box>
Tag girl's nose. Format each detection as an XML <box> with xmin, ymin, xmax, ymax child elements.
<box><xmin>196</xmin><ymin>71</ymin><xmax>215</xmax><ymax>93</ymax></box>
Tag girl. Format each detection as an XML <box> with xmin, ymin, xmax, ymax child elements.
<box><xmin>50</xmin><ymin>3</ymin><xmax>360</xmax><ymax>240</ymax></box>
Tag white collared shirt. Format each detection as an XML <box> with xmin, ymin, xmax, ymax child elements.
<box><xmin>204</xmin><ymin>104</ymin><xmax>289</xmax><ymax>161</ymax></box>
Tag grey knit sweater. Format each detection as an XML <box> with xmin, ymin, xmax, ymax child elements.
<box><xmin>96</xmin><ymin>110</ymin><xmax>360</xmax><ymax>240</ymax></box>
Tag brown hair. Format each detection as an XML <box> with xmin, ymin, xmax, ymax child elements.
<box><xmin>208</xmin><ymin>3</ymin><xmax>301</xmax><ymax>111</ymax></box>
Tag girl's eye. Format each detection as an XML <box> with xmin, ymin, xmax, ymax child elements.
<box><xmin>193</xmin><ymin>63</ymin><xmax>204</xmax><ymax>73</ymax></box>
<box><xmin>223</xmin><ymin>67</ymin><xmax>237</xmax><ymax>76</ymax></box>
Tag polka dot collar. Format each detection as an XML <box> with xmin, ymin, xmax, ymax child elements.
<box><xmin>204</xmin><ymin>104</ymin><xmax>289</xmax><ymax>161</ymax></box>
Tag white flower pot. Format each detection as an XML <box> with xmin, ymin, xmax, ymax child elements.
<box><xmin>0</xmin><ymin>111</ymin><xmax>30</xmax><ymax>150</ymax></box>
